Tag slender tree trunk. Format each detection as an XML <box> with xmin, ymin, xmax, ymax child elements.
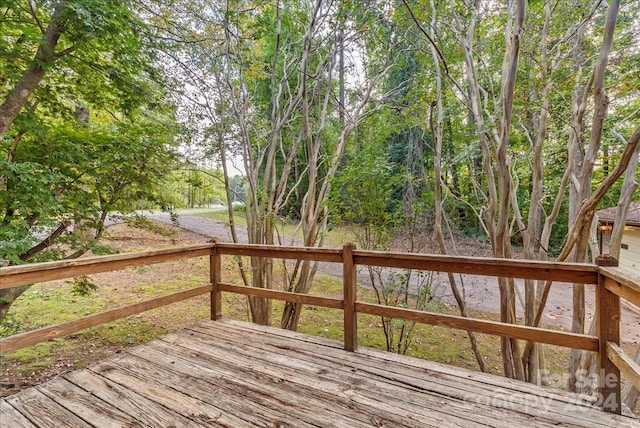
<box><xmin>429</xmin><ymin>0</ymin><xmax>487</xmax><ymax>373</ymax></box>
<box><xmin>0</xmin><ymin>1</ymin><xmax>70</xmax><ymax>138</ymax></box>
<box><xmin>569</xmin><ymin>0</ymin><xmax>620</xmax><ymax>392</ymax></box>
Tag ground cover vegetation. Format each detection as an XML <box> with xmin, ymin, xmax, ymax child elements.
<box><xmin>1</xmin><ymin>0</ymin><xmax>639</xmax><ymax>410</ymax></box>
<box><xmin>5</xmin><ymin>221</ymin><xmax>638</xmax><ymax>416</ymax></box>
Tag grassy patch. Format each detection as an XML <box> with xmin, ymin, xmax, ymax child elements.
<box><xmin>2</xmin><ymin>220</ymin><xmax>638</xmax><ymax>419</ymax></box>
<box><xmin>196</xmin><ymin>210</ymin><xmax>356</xmax><ymax>247</ymax></box>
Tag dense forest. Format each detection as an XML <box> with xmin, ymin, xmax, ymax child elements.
<box><xmin>1</xmin><ymin>0</ymin><xmax>639</xmax><ymax>399</ymax></box>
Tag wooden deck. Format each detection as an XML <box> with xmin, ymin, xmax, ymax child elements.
<box><xmin>1</xmin><ymin>319</ymin><xmax>638</xmax><ymax>428</ymax></box>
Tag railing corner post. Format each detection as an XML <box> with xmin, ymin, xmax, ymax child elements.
<box><xmin>210</xmin><ymin>238</ymin><xmax>222</xmax><ymax>321</ymax></box>
<box><xmin>596</xmin><ymin>267</ymin><xmax>621</xmax><ymax>414</ymax></box>
<box><xmin>343</xmin><ymin>242</ymin><xmax>357</xmax><ymax>352</ymax></box>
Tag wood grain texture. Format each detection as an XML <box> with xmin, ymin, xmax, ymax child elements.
<box><xmin>0</xmin><ymin>285</ymin><xmax>212</xmax><ymax>353</ymax></box>
<box><xmin>598</xmin><ymin>276</ymin><xmax>622</xmax><ymax>414</ymax></box>
<box><xmin>608</xmin><ymin>341</ymin><xmax>640</xmax><ymax>393</ymax></box>
<box><xmin>0</xmin><ymin>244</ymin><xmax>214</xmax><ymax>289</ymax></box>
<box><xmin>353</xmin><ymin>250</ymin><xmax>598</xmax><ymax>283</ymax></box>
<box><xmin>0</xmin><ymin>399</ymin><xmax>37</xmax><ymax>427</ymax></box>
<box><xmin>210</xmin><ymin>243</ymin><xmax>222</xmax><ymax>321</ymax></box>
<box><xmin>602</xmin><ymin>268</ymin><xmax>640</xmax><ymax>309</ymax></box>
<box><xmin>355</xmin><ymin>302</ymin><xmax>599</xmax><ymax>351</ymax></box>
<box><xmin>217</xmin><ymin>282</ymin><xmax>343</xmax><ymax>309</ymax></box>
<box><xmin>343</xmin><ymin>243</ymin><xmax>358</xmax><ymax>351</ymax></box>
<box><xmin>215</xmin><ymin>242</ymin><xmax>343</xmax><ymax>262</ymax></box>
<box><xmin>7</xmin><ymin>320</ymin><xmax>638</xmax><ymax>427</ymax></box>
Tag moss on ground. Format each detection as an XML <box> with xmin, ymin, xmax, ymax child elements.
<box><xmin>2</xmin><ymin>220</ymin><xmax>638</xmax><ymax>418</ymax></box>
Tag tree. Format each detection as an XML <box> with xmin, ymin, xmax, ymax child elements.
<box><xmin>0</xmin><ymin>0</ymin><xmax>178</xmax><ymax>318</ymax></box>
<box><xmin>157</xmin><ymin>0</ymin><xmax>403</xmax><ymax>327</ymax></box>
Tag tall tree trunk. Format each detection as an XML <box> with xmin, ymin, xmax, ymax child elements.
<box><xmin>428</xmin><ymin>0</ymin><xmax>487</xmax><ymax>373</ymax></box>
<box><xmin>0</xmin><ymin>1</ymin><xmax>70</xmax><ymax>138</ymax></box>
<box><xmin>568</xmin><ymin>0</ymin><xmax>620</xmax><ymax>392</ymax></box>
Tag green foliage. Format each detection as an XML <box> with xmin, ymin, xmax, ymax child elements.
<box><xmin>331</xmin><ymin>142</ymin><xmax>402</xmax><ymax>249</ymax></box>
<box><xmin>68</xmin><ymin>276</ymin><xmax>98</xmax><ymax>297</ymax></box>
<box><xmin>1</xmin><ymin>0</ymin><xmax>178</xmax><ymax>267</ymax></box>
<box><xmin>0</xmin><ymin>313</ymin><xmax>23</xmax><ymax>338</ymax></box>
<box><xmin>161</xmin><ymin>168</ymin><xmax>229</xmax><ymax>209</ymax></box>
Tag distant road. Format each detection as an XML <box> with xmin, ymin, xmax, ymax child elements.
<box><xmin>116</xmin><ymin>208</ymin><xmax>640</xmax><ymax>344</ymax></box>
<box><xmin>133</xmin><ymin>207</ymin><xmax>247</xmax><ymax>242</ymax></box>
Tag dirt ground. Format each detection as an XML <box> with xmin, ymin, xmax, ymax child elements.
<box><xmin>2</xmin><ymin>217</ymin><xmax>639</xmax><ymax>401</ymax></box>
<box><xmin>1</xmin><ymin>223</ymin><xmax>211</xmax><ymax>397</ymax></box>
<box><xmin>142</xmin><ymin>211</ymin><xmax>640</xmax><ymax>345</ymax></box>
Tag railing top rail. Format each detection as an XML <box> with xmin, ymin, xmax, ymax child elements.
<box><xmin>2</xmin><ymin>242</ymin><xmax>606</xmax><ymax>289</ymax></box>
<box><xmin>214</xmin><ymin>242</ymin><xmax>343</xmax><ymax>262</ymax></box>
<box><xmin>353</xmin><ymin>249</ymin><xmax>599</xmax><ymax>284</ymax></box>
<box><xmin>600</xmin><ymin>266</ymin><xmax>640</xmax><ymax>293</ymax></box>
<box><xmin>0</xmin><ymin>243</ymin><xmax>215</xmax><ymax>289</ymax></box>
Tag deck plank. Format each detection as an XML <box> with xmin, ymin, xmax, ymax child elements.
<box><xmin>5</xmin><ymin>388</ymin><xmax>91</xmax><ymax>427</ymax></box>
<box><xmin>87</xmin><ymin>360</ymin><xmax>245</xmax><ymax>427</ymax></box>
<box><xmin>204</xmin><ymin>320</ymin><xmax>608</xmax><ymax>426</ymax></box>
<box><xmin>105</xmin><ymin>351</ymin><xmax>329</xmax><ymax>427</ymax></box>
<box><xmin>63</xmin><ymin>370</ymin><xmax>208</xmax><ymax>427</ymax></box>
<box><xmin>183</xmin><ymin>322</ymin><xmax>588</xmax><ymax>427</ymax></box>
<box><xmin>35</xmin><ymin>377</ymin><xmax>143</xmax><ymax>428</ymax></box>
<box><xmin>0</xmin><ymin>399</ymin><xmax>37</xmax><ymax>428</ymax></box>
<box><xmin>2</xmin><ymin>319</ymin><xmax>639</xmax><ymax>427</ymax></box>
<box><xmin>174</xmin><ymin>325</ymin><xmax>536</xmax><ymax>427</ymax></box>
<box><xmin>147</xmin><ymin>337</ymin><xmax>448</xmax><ymax>427</ymax></box>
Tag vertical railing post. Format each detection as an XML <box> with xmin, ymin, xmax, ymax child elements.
<box><xmin>210</xmin><ymin>239</ymin><xmax>222</xmax><ymax>321</ymax></box>
<box><xmin>596</xmin><ymin>267</ymin><xmax>621</xmax><ymax>414</ymax></box>
<box><xmin>343</xmin><ymin>243</ymin><xmax>357</xmax><ymax>351</ymax></box>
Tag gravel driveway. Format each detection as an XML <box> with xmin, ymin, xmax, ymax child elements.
<box><xmin>132</xmin><ymin>211</ymin><xmax>640</xmax><ymax>344</ymax></box>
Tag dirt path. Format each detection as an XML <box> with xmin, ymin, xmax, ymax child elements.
<box><xmin>141</xmin><ymin>212</ymin><xmax>640</xmax><ymax>344</ymax></box>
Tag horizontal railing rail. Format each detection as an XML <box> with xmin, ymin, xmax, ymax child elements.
<box><xmin>0</xmin><ymin>244</ymin><xmax>215</xmax><ymax>289</ymax></box>
<box><xmin>0</xmin><ymin>241</ymin><xmax>637</xmax><ymax>415</ymax></box>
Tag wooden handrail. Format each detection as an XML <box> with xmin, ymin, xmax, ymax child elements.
<box><xmin>601</xmin><ymin>267</ymin><xmax>640</xmax><ymax>308</ymax></box>
<box><xmin>354</xmin><ymin>250</ymin><xmax>599</xmax><ymax>283</ymax></box>
<box><xmin>0</xmin><ymin>284</ymin><xmax>213</xmax><ymax>353</ymax></box>
<box><xmin>0</xmin><ymin>244</ymin><xmax>215</xmax><ymax>289</ymax></box>
<box><xmin>1</xmin><ymin>240</ymin><xmax>638</xmax><ymax>417</ymax></box>
<box><xmin>356</xmin><ymin>302</ymin><xmax>599</xmax><ymax>351</ymax></box>
<box><xmin>217</xmin><ymin>283</ymin><xmax>343</xmax><ymax>309</ymax></box>
<box><xmin>215</xmin><ymin>242</ymin><xmax>343</xmax><ymax>262</ymax></box>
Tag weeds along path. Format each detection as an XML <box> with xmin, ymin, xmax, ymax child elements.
<box><xmin>133</xmin><ymin>211</ymin><xmax>640</xmax><ymax>345</ymax></box>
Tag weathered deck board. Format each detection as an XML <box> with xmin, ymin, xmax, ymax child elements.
<box><xmin>1</xmin><ymin>319</ymin><xmax>639</xmax><ymax>428</ymax></box>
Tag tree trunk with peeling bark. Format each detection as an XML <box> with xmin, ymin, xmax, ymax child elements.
<box><xmin>428</xmin><ymin>0</ymin><xmax>487</xmax><ymax>373</ymax></box>
<box><xmin>568</xmin><ymin>0</ymin><xmax>620</xmax><ymax>392</ymax></box>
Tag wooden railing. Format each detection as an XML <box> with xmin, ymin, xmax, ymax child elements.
<box><xmin>1</xmin><ymin>242</ymin><xmax>638</xmax><ymax>415</ymax></box>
